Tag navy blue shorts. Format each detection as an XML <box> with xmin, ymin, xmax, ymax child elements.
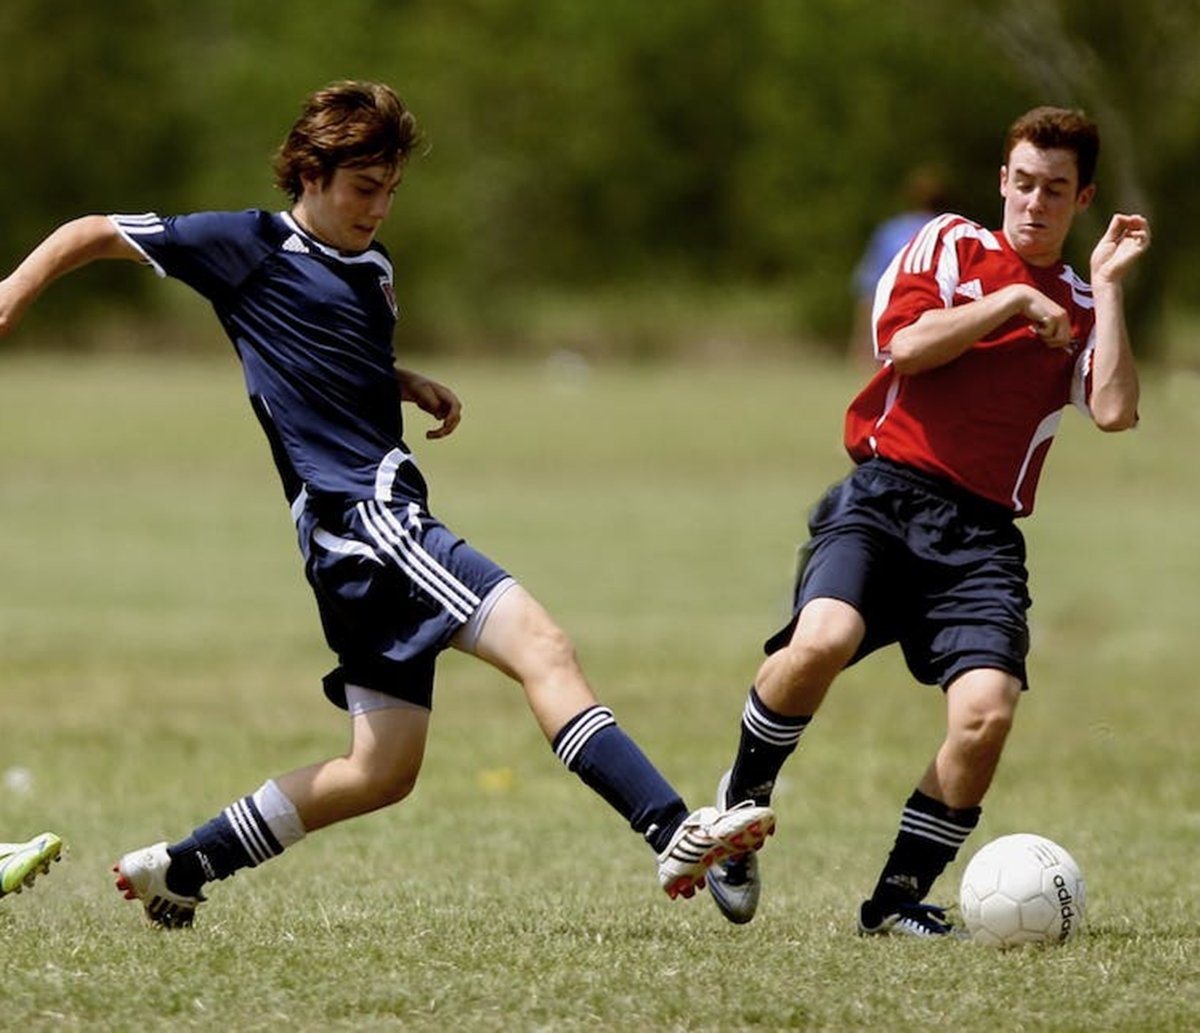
<box><xmin>765</xmin><ymin>458</ymin><xmax>1032</xmax><ymax>690</ymax></box>
<box><xmin>296</xmin><ymin>493</ymin><xmax>511</xmax><ymax>710</ymax></box>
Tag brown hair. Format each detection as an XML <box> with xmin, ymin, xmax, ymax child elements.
<box><xmin>1004</xmin><ymin>106</ymin><xmax>1100</xmax><ymax>191</ymax></box>
<box><xmin>273</xmin><ymin>81</ymin><xmax>421</xmax><ymax>200</ymax></box>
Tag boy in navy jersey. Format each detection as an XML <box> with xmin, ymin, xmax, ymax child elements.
<box><xmin>706</xmin><ymin>107</ymin><xmax>1149</xmax><ymax>935</ymax></box>
<box><xmin>0</xmin><ymin>81</ymin><xmax>773</xmax><ymax>928</ymax></box>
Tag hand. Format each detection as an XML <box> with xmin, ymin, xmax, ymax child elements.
<box><xmin>1016</xmin><ymin>285</ymin><xmax>1072</xmax><ymax>350</ymax></box>
<box><xmin>395</xmin><ymin>368</ymin><xmax>462</xmax><ymax>439</ymax></box>
<box><xmin>1091</xmin><ymin>214</ymin><xmax>1151</xmax><ymax>286</ymax></box>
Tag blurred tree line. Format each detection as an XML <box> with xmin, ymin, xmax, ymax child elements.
<box><xmin>1</xmin><ymin>0</ymin><xmax>1196</xmax><ymax>358</ymax></box>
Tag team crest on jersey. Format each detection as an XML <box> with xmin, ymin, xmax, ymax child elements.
<box><xmin>379</xmin><ymin>277</ymin><xmax>398</xmax><ymax>318</ymax></box>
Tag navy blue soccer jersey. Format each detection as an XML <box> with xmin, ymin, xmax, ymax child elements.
<box><xmin>110</xmin><ymin>209</ymin><xmax>420</xmax><ymax>506</ymax></box>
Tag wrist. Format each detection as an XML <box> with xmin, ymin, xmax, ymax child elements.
<box><xmin>1089</xmin><ymin>277</ymin><xmax>1125</xmax><ymax>303</ymax></box>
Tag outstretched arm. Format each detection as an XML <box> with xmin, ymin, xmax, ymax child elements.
<box><xmin>395</xmin><ymin>367</ymin><xmax>462</xmax><ymax>439</ymax></box>
<box><xmin>1086</xmin><ymin>213</ymin><xmax>1150</xmax><ymax>432</ymax></box>
<box><xmin>0</xmin><ymin>216</ymin><xmax>142</xmax><ymax>337</ymax></box>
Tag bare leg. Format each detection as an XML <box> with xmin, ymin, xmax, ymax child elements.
<box><xmin>754</xmin><ymin>597</ymin><xmax>866</xmax><ymax>716</ymax></box>
<box><xmin>917</xmin><ymin>667</ymin><xmax>1021</xmax><ymax>808</ymax></box>
<box><xmin>453</xmin><ymin>583</ymin><xmax>597</xmax><ymax>739</ymax></box>
<box><xmin>276</xmin><ymin>702</ymin><xmax>431</xmax><ymax>832</ymax></box>
<box><xmin>860</xmin><ymin>668</ymin><xmax>1021</xmax><ymax>932</ymax></box>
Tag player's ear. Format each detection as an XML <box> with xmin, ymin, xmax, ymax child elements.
<box><xmin>998</xmin><ymin>165</ymin><xmax>1009</xmax><ymax>199</ymax></box>
<box><xmin>298</xmin><ymin>170</ymin><xmax>323</xmax><ymax>198</ymax></box>
<box><xmin>1075</xmin><ymin>183</ymin><xmax>1096</xmax><ymax>211</ymax></box>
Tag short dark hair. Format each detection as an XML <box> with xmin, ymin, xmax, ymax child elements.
<box><xmin>273</xmin><ymin>81</ymin><xmax>421</xmax><ymax>201</ymax></box>
<box><xmin>1004</xmin><ymin>106</ymin><xmax>1100</xmax><ymax>191</ymax></box>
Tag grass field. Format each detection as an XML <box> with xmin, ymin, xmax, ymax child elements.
<box><xmin>1</xmin><ymin>351</ymin><xmax>1197</xmax><ymax>1031</ymax></box>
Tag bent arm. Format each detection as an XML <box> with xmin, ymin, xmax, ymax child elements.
<box><xmin>395</xmin><ymin>366</ymin><xmax>463</xmax><ymax>439</ymax></box>
<box><xmin>0</xmin><ymin>216</ymin><xmax>142</xmax><ymax>337</ymax></box>
<box><xmin>1085</xmin><ymin>281</ymin><xmax>1139</xmax><ymax>431</ymax></box>
<box><xmin>1085</xmin><ymin>215</ymin><xmax>1150</xmax><ymax>432</ymax></box>
<box><xmin>886</xmin><ymin>282</ymin><xmax>1061</xmax><ymax>374</ymax></box>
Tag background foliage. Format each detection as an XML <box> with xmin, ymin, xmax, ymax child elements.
<box><xmin>2</xmin><ymin>0</ymin><xmax>1198</xmax><ymax>356</ymax></box>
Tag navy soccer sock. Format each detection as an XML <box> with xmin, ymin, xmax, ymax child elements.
<box><xmin>552</xmin><ymin>705</ymin><xmax>689</xmax><ymax>856</ymax></box>
<box><xmin>726</xmin><ymin>686</ymin><xmax>810</xmax><ymax>807</ymax></box>
<box><xmin>862</xmin><ymin>788</ymin><xmax>980</xmax><ymax>923</ymax></box>
<box><xmin>164</xmin><ymin>785</ymin><xmax>300</xmax><ymax>897</ymax></box>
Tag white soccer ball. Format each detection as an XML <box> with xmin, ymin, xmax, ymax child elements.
<box><xmin>959</xmin><ymin>833</ymin><xmax>1086</xmax><ymax>948</ymax></box>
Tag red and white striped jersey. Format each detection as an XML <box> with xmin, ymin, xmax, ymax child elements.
<box><xmin>843</xmin><ymin>214</ymin><xmax>1097</xmax><ymax>516</ymax></box>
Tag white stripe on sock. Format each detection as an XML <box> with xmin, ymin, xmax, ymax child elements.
<box><xmin>554</xmin><ymin>706</ymin><xmax>616</xmax><ymax>769</ymax></box>
<box><xmin>742</xmin><ymin>694</ymin><xmax>807</xmax><ymax>747</ymax></box>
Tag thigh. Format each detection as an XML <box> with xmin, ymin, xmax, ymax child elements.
<box><xmin>906</xmin><ymin>528</ymin><xmax>1031</xmax><ymax>689</ymax></box>
<box><xmin>347</xmin><ymin>700</ymin><xmax>432</xmax><ymax>775</ymax></box>
<box><xmin>303</xmin><ymin>499</ymin><xmax>511</xmax><ymax>707</ymax></box>
<box><xmin>766</xmin><ymin>526</ymin><xmax>903</xmax><ymax>659</ymax></box>
<box><xmin>452</xmin><ymin>582</ymin><xmax>596</xmax><ymax>735</ymax></box>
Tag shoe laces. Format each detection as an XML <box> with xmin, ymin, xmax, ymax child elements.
<box><xmin>891</xmin><ymin>902</ymin><xmax>951</xmax><ymax>936</ymax></box>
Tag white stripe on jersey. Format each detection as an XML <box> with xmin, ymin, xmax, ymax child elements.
<box><xmin>1058</xmin><ymin>265</ymin><xmax>1095</xmax><ymax>310</ymax></box>
<box><xmin>1071</xmin><ymin>330</ymin><xmax>1096</xmax><ymax>414</ymax></box>
<box><xmin>900</xmin><ymin>216</ymin><xmax>1001</xmax><ymax>308</ymax></box>
<box><xmin>111</xmin><ymin>212</ymin><xmax>165</xmax><ymax>233</ymax></box>
<box><xmin>358</xmin><ymin>500</ymin><xmax>480</xmax><ymax>622</ymax></box>
<box><xmin>374</xmin><ymin>447</ymin><xmax>412</xmax><ymax>502</ymax></box>
<box><xmin>1009</xmin><ymin>409</ymin><xmax>1064</xmax><ymax>514</ymax></box>
<box><xmin>278</xmin><ymin>211</ymin><xmax>394</xmax><ymax>280</ymax></box>
<box><xmin>866</xmin><ymin>372</ymin><xmax>903</xmax><ymax>454</ymax></box>
<box><xmin>901</xmin><ymin>214</ymin><xmax>956</xmax><ymax>276</ymax></box>
<box><xmin>312</xmin><ymin>527</ymin><xmax>384</xmax><ymax>564</ymax></box>
<box><xmin>108</xmin><ymin>213</ymin><xmax>167</xmax><ymax>277</ymax></box>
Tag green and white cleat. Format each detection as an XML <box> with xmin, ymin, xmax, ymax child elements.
<box><xmin>0</xmin><ymin>832</ymin><xmax>64</xmax><ymax>897</ymax></box>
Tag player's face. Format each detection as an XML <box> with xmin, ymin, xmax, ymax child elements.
<box><xmin>294</xmin><ymin>163</ymin><xmax>402</xmax><ymax>252</ymax></box>
<box><xmin>1000</xmin><ymin>141</ymin><xmax>1095</xmax><ymax>267</ymax></box>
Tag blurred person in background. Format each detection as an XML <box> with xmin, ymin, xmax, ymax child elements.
<box><xmin>847</xmin><ymin>165</ymin><xmax>951</xmax><ymax>368</ymax></box>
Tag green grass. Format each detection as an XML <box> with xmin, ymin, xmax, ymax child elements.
<box><xmin>1</xmin><ymin>351</ymin><xmax>1197</xmax><ymax>1031</ymax></box>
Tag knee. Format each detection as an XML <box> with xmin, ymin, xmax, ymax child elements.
<box><xmin>778</xmin><ymin>629</ymin><xmax>857</xmax><ymax>686</ymax></box>
<box><xmin>525</xmin><ymin>619</ymin><xmax>580</xmax><ymax>679</ymax></box>
<box><xmin>373</xmin><ymin>768</ymin><xmax>420</xmax><ymax>808</ymax></box>
<box><xmin>957</xmin><ymin>694</ymin><xmax>1017</xmax><ymax>752</ymax></box>
<box><xmin>353</xmin><ymin>756</ymin><xmax>421</xmax><ymax>810</ymax></box>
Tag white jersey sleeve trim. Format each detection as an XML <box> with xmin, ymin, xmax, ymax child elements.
<box><xmin>108</xmin><ymin>213</ymin><xmax>167</xmax><ymax>277</ymax></box>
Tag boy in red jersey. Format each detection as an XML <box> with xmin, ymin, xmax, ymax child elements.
<box><xmin>705</xmin><ymin>107</ymin><xmax>1150</xmax><ymax>934</ymax></box>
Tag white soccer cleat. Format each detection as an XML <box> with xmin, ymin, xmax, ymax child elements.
<box><xmin>0</xmin><ymin>832</ymin><xmax>63</xmax><ymax>897</ymax></box>
<box><xmin>657</xmin><ymin>801</ymin><xmax>775</xmax><ymax>900</ymax></box>
<box><xmin>705</xmin><ymin>771</ymin><xmax>764</xmax><ymax>923</ymax></box>
<box><xmin>113</xmin><ymin>842</ymin><xmax>205</xmax><ymax>929</ymax></box>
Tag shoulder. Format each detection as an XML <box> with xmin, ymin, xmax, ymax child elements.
<box><xmin>895</xmin><ymin>214</ymin><xmax>1005</xmax><ymax>280</ymax></box>
<box><xmin>116</xmin><ymin>208</ymin><xmax>277</xmax><ymax>243</ymax></box>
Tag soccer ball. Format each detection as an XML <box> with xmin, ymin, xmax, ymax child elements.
<box><xmin>959</xmin><ymin>833</ymin><xmax>1086</xmax><ymax>948</ymax></box>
